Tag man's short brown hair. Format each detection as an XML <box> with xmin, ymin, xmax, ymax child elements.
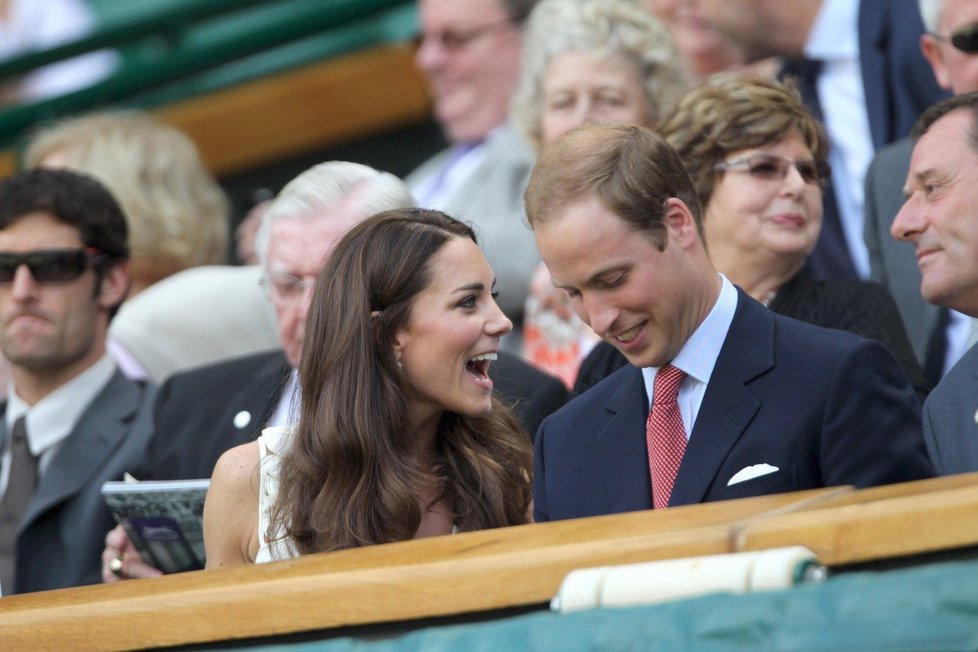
<box><xmin>523</xmin><ymin>123</ymin><xmax>704</xmax><ymax>250</ymax></box>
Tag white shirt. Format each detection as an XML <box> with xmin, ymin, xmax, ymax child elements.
<box><xmin>642</xmin><ymin>275</ymin><xmax>738</xmax><ymax>438</ymax></box>
<box><xmin>806</xmin><ymin>0</ymin><xmax>873</xmax><ymax>279</ymax></box>
<box><xmin>0</xmin><ymin>354</ymin><xmax>116</xmax><ymax>495</ymax></box>
<box><xmin>944</xmin><ymin>310</ymin><xmax>975</xmax><ymax>376</ymax></box>
<box><xmin>266</xmin><ymin>369</ymin><xmax>300</xmax><ymax>429</ymax></box>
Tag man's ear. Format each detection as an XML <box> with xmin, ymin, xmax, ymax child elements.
<box><xmin>921</xmin><ymin>34</ymin><xmax>953</xmax><ymax>91</ymax></box>
<box><xmin>96</xmin><ymin>261</ymin><xmax>131</xmax><ymax>311</ymax></box>
<box><xmin>662</xmin><ymin>197</ymin><xmax>699</xmax><ymax>247</ymax></box>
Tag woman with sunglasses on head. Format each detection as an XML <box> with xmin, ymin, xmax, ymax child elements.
<box><xmin>575</xmin><ymin>73</ymin><xmax>928</xmax><ymax>401</ymax></box>
<box><xmin>203</xmin><ymin>208</ymin><xmax>532</xmax><ymax>565</ymax></box>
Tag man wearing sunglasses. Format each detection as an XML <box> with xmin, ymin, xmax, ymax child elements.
<box><xmin>866</xmin><ymin>0</ymin><xmax>978</xmax><ymax>389</ymax></box>
<box><xmin>408</xmin><ymin>0</ymin><xmax>540</xmax><ymax>338</ymax></box>
<box><xmin>0</xmin><ymin>168</ymin><xmax>154</xmax><ymax>595</ymax></box>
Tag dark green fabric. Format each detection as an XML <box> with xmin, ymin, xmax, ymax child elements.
<box><xmin>248</xmin><ymin>558</ymin><xmax>978</xmax><ymax>651</ymax></box>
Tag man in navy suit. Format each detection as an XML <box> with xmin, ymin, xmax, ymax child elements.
<box><xmin>524</xmin><ymin>124</ymin><xmax>933</xmax><ymax>522</ymax></box>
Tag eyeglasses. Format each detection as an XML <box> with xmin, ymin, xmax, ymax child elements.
<box><xmin>0</xmin><ymin>248</ymin><xmax>109</xmax><ymax>283</ymax></box>
<box><xmin>419</xmin><ymin>15</ymin><xmax>518</xmax><ymax>51</ymax></box>
<box><xmin>714</xmin><ymin>154</ymin><xmax>830</xmax><ymax>186</ymax></box>
<box><xmin>260</xmin><ymin>271</ymin><xmax>315</xmax><ymax>304</ymax></box>
<box><xmin>931</xmin><ymin>23</ymin><xmax>978</xmax><ymax>54</ymax></box>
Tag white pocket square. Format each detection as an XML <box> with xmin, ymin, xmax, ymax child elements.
<box><xmin>726</xmin><ymin>463</ymin><xmax>780</xmax><ymax>486</ymax></box>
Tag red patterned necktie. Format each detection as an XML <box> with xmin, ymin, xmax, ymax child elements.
<box><xmin>646</xmin><ymin>364</ymin><xmax>687</xmax><ymax>509</ymax></box>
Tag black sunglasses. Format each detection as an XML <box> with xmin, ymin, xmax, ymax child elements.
<box><xmin>933</xmin><ymin>24</ymin><xmax>978</xmax><ymax>54</ymax></box>
<box><xmin>0</xmin><ymin>248</ymin><xmax>109</xmax><ymax>283</ymax></box>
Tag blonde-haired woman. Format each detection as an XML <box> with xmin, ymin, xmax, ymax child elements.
<box><xmin>25</xmin><ymin>110</ymin><xmax>229</xmax><ymax>296</ymax></box>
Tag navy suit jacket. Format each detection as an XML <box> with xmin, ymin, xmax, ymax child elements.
<box><xmin>793</xmin><ymin>0</ymin><xmax>947</xmax><ymax>280</ymax></box>
<box><xmin>858</xmin><ymin>0</ymin><xmax>948</xmax><ymax>149</ymax></box>
<box><xmin>533</xmin><ymin>291</ymin><xmax>933</xmax><ymax>522</ymax></box>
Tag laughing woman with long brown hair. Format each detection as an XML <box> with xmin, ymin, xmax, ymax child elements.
<box><xmin>203</xmin><ymin>209</ymin><xmax>532</xmax><ymax>564</ymax></box>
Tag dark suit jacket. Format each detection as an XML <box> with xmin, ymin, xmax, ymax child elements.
<box><xmin>493</xmin><ymin>351</ymin><xmax>568</xmax><ymax>439</ymax></box>
<box><xmin>141</xmin><ymin>350</ymin><xmax>290</xmax><ymax>481</ymax></box>
<box><xmin>576</xmin><ymin>275</ymin><xmax>928</xmax><ymax>400</ymax></box>
<box><xmin>139</xmin><ymin>349</ymin><xmax>567</xmax><ymax>482</ymax></box>
<box><xmin>9</xmin><ymin>371</ymin><xmax>155</xmax><ymax>594</ymax></box>
<box><xmin>535</xmin><ymin>291</ymin><xmax>933</xmax><ymax>522</ymax></box>
<box><xmin>767</xmin><ymin>271</ymin><xmax>929</xmax><ymax>400</ymax></box>
<box><xmin>857</xmin><ymin>0</ymin><xmax>948</xmax><ymax>149</ymax></box>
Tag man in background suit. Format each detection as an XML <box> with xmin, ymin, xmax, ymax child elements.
<box><xmin>0</xmin><ymin>169</ymin><xmax>153</xmax><ymax>595</ymax></box>
<box><xmin>409</xmin><ymin>0</ymin><xmax>540</xmax><ymax>331</ymax></box>
<box><xmin>864</xmin><ymin>0</ymin><xmax>978</xmax><ymax>385</ymax></box>
<box><xmin>525</xmin><ymin>123</ymin><xmax>932</xmax><ymax>522</ymax></box>
<box><xmin>104</xmin><ymin>161</ymin><xmax>568</xmax><ymax>579</ymax></box>
<box><xmin>701</xmin><ymin>0</ymin><xmax>947</xmax><ymax>281</ymax></box>
<box><xmin>892</xmin><ymin>92</ymin><xmax>978</xmax><ymax>475</ymax></box>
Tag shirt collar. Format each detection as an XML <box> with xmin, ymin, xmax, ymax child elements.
<box><xmin>642</xmin><ymin>274</ymin><xmax>738</xmax><ymax>397</ymax></box>
<box><xmin>805</xmin><ymin>0</ymin><xmax>858</xmax><ymax>61</ymax></box>
<box><xmin>267</xmin><ymin>367</ymin><xmax>300</xmax><ymax>429</ymax></box>
<box><xmin>7</xmin><ymin>354</ymin><xmax>117</xmax><ymax>457</ymax></box>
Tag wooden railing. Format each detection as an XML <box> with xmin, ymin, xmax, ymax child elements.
<box><xmin>3</xmin><ymin>473</ymin><xmax>978</xmax><ymax>650</ymax></box>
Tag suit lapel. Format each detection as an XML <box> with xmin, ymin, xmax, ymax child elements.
<box><xmin>670</xmin><ymin>294</ymin><xmax>774</xmax><ymax>506</ymax></box>
<box><xmin>594</xmin><ymin>366</ymin><xmax>654</xmax><ymax>513</ymax></box>
<box><xmin>255</xmin><ymin>357</ymin><xmax>293</xmax><ymax>431</ymax></box>
<box><xmin>21</xmin><ymin>372</ymin><xmax>143</xmax><ymax>530</ymax></box>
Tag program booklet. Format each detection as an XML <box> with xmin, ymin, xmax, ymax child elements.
<box><xmin>101</xmin><ymin>477</ymin><xmax>210</xmax><ymax>574</ymax></box>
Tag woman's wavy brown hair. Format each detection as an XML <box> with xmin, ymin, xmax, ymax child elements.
<box><xmin>271</xmin><ymin>208</ymin><xmax>532</xmax><ymax>553</ymax></box>
<box><xmin>658</xmin><ymin>72</ymin><xmax>829</xmax><ymax>213</ymax></box>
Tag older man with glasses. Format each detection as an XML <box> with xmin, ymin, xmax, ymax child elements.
<box><xmin>0</xmin><ymin>168</ymin><xmax>155</xmax><ymax>595</ymax></box>
<box><xmin>408</xmin><ymin>0</ymin><xmax>540</xmax><ymax>345</ymax></box>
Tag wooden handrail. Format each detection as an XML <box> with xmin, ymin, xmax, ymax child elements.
<box><xmin>157</xmin><ymin>43</ymin><xmax>432</xmax><ymax>177</ymax></box>
<box><xmin>5</xmin><ymin>474</ymin><xmax>978</xmax><ymax>650</ymax></box>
